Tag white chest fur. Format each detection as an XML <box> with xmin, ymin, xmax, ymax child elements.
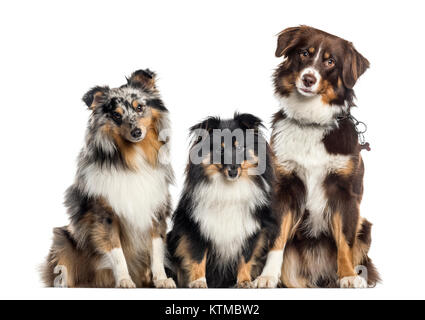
<box><xmin>192</xmin><ymin>175</ymin><xmax>266</xmax><ymax>262</ymax></box>
<box><xmin>273</xmin><ymin>117</ymin><xmax>350</xmax><ymax>237</ymax></box>
<box><xmin>278</xmin><ymin>94</ymin><xmax>343</xmax><ymax>126</ymax></box>
<box><xmin>81</xmin><ymin>155</ymin><xmax>169</xmax><ymax>234</ymax></box>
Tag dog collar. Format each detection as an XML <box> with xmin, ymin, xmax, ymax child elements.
<box><xmin>281</xmin><ymin>110</ymin><xmax>371</xmax><ymax>152</ymax></box>
<box><xmin>337</xmin><ymin>112</ymin><xmax>371</xmax><ymax>151</ymax></box>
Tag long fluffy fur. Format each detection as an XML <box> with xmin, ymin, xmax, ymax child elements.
<box><xmin>42</xmin><ymin>69</ymin><xmax>175</xmax><ymax>288</ymax></box>
<box><xmin>167</xmin><ymin>113</ymin><xmax>280</xmax><ymax>288</ymax></box>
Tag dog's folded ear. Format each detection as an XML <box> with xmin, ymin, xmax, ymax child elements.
<box><xmin>234</xmin><ymin>113</ymin><xmax>264</xmax><ymax>130</ymax></box>
<box><xmin>127</xmin><ymin>69</ymin><xmax>157</xmax><ymax>91</ymax></box>
<box><xmin>82</xmin><ymin>86</ymin><xmax>110</xmax><ymax>109</ymax></box>
<box><xmin>343</xmin><ymin>44</ymin><xmax>370</xmax><ymax>89</ymax></box>
<box><xmin>275</xmin><ymin>26</ymin><xmax>304</xmax><ymax>58</ymax></box>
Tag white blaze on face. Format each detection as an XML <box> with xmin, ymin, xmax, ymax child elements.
<box><xmin>296</xmin><ymin>47</ymin><xmax>323</xmax><ymax>96</ymax></box>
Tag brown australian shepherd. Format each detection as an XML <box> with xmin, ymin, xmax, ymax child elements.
<box><xmin>254</xmin><ymin>26</ymin><xmax>380</xmax><ymax>288</ymax></box>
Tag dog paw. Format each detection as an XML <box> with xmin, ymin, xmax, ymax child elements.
<box><xmin>189</xmin><ymin>278</ymin><xmax>208</xmax><ymax>289</ymax></box>
<box><xmin>339</xmin><ymin>275</ymin><xmax>367</xmax><ymax>288</ymax></box>
<box><xmin>253</xmin><ymin>276</ymin><xmax>279</xmax><ymax>288</ymax></box>
<box><xmin>116</xmin><ymin>278</ymin><xmax>136</xmax><ymax>288</ymax></box>
<box><xmin>154</xmin><ymin>278</ymin><xmax>177</xmax><ymax>289</ymax></box>
<box><xmin>236</xmin><ymin>280</ymin><xmax>255</xmax><ymax>289</ymax></box>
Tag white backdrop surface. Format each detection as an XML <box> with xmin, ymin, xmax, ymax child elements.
<box><xmin>0</xmin><ymin>0</ymin><xmax>424</xmax><ymax>299</ymax></box>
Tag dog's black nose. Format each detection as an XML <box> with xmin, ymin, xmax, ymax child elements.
<box><xmin>302</xmin><ymin>74</ymin><xmax>317</xmax><ymax>87</ymax></box>
<box><xmin>131</xmin><ymin>128</ymin><xmax>142</xmax><ymax>139</ymax></box>
<box><xmin>227</xmin><ymin>166</ymin><xmax>239</xmax><ymax>179</ymax></box>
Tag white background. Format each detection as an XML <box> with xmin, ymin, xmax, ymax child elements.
<box><xmin>0</xmin><ymin>0</ymin><xmax>424</xmax><ymax>300</ymax></box>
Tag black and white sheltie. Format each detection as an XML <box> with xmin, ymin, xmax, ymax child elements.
<box><xmin>42</xmin><ymin>69</ymin><xmax>176</xmax><ymax>288</ymax></box>
<box><xmin>167</xmin><ymin>113</ymin><xmax>279</xmax><ymax>288</ymax></box>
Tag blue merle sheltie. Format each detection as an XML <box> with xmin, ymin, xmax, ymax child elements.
<box><xmin>255</xmin><ymin>26</ymin><xmax>380</xmax><ymax>288</ymax></box>
<box><xmin>167</xmin><ymin>113</ymin><xmax>279</xmax><ymax>288</ymax></box>
<box><xmin>42</xmin><ymin>69</ymin><xmax>176</xmax><ymax>288</ymax></box>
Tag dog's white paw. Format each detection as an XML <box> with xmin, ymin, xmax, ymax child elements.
<box><xmin>189</xmin><ymin>278</ymin><xmax>208</xmax><ymax>289</ymax></box>
<box><xmin>339</xmin><ymin>275</ymin><xmax>367</xmax><ymax>288</ymax></box>
<box><xmin>116</xmin><ymin>278</ymin><xmax>136</xmax><ymax>288</ymax></box>
<box><xmin>236</xmin><ymin>280</ymin><xmax>256</xmax><ymax>289</ymax></box>
<box><xmin>253</xmin><ymin>276</ymin><xmax>279</xmax><ymax>288</ymax></box>
<box><xmin>154</xmin><ymin>278</ymin><xmax>177</xmax><ymax>289</ymax></box>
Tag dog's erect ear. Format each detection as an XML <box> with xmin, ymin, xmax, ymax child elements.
<box><xmin>275</xmin><ymin>26</ymin><xmax>304</xmax><ymax>58</ymax></box>
<box><xmin>82</xmin><ymin>86</ymin><xmax>110</xmax><ymax>109</ymax></box>
<box><xmin>127</xmin><ymin>69</ymin><xmax>157</xmax><ymax>91</ymax></box>
<box><xmin>234</xmin><ymin>113</ymin><xmax>264</xmax><ymax>130</ymax></box>
<box><xmin>342</xmin><ymin>43</ymin><xmax>370</xmax><ymax>89</ymax></box>
<box><xmin>189</xmin><ymin>117</ymin><xmax>221</xmax><ymax>134</ymax></box>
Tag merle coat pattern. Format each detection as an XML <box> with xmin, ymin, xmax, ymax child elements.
<box><xmin>42</xmin><ymin>69</ymin><xmax>176</xmax><ymax>288</ymax></box>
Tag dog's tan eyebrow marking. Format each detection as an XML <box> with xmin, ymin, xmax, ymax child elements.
<box><xmin>324</xmin><ymin>52</ymin><xmax>331</xmax><ymax>60</ymax></box>
<box><xmin>115</xmin><ymin>107</ymin><xmax>124</xmax><ymax>115</ymax></box>
<box><xmin>308</xmin><ymin>47</ymin><xmax>315</xmax><ymax>54</ymax></box>
<box><xmin>132</xmin><ymin>100</ymin><xmax>140</xmax><ymax>109</ymax></box>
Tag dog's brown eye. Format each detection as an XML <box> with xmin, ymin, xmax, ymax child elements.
<box><xmin>300</xmin><ymin>50</ymin><xmax>309</xmax><ymax>58</ymax></box>
<box><xmin>112</xmin><ymin>111</ymin><xmax>122</xmax><ymax>120</ymax></box>
<box><xmin>327</xmin><ymin>58</ymin><xmax>335</xmax><ymax>67</ymax></box>
<box><xmin>136</xmin><ymin>104</ymin><xmax>143</xmax><ymax>112</ymax></box>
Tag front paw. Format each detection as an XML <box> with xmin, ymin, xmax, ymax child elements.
<box><xmin>116</xmin><ymin>278</ymin><xmax>136</xmax><ymax>288</ymax></box>
<box><xmin>339</xmin><ymin>275</ymin><xmax>367</xmax><ymax>288</ymax></box>
<box><xmin>253</xmin><ymin>276</ymin><xmax>279</xmax><ymax>288</ymax></box>
<box><xmin>236</xmin><ymin>280</ymin><xmax>255</xmax><ymax>289</ymax></box>
<box><xmin>154</xmin><ymin>278</ymin><xmax>177</xmax><ymax>289</ymax></box>
<box><xmin>189</xmin><ymin>278</ymin><xmax>208</xmax><ymax>289</ymax></box>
